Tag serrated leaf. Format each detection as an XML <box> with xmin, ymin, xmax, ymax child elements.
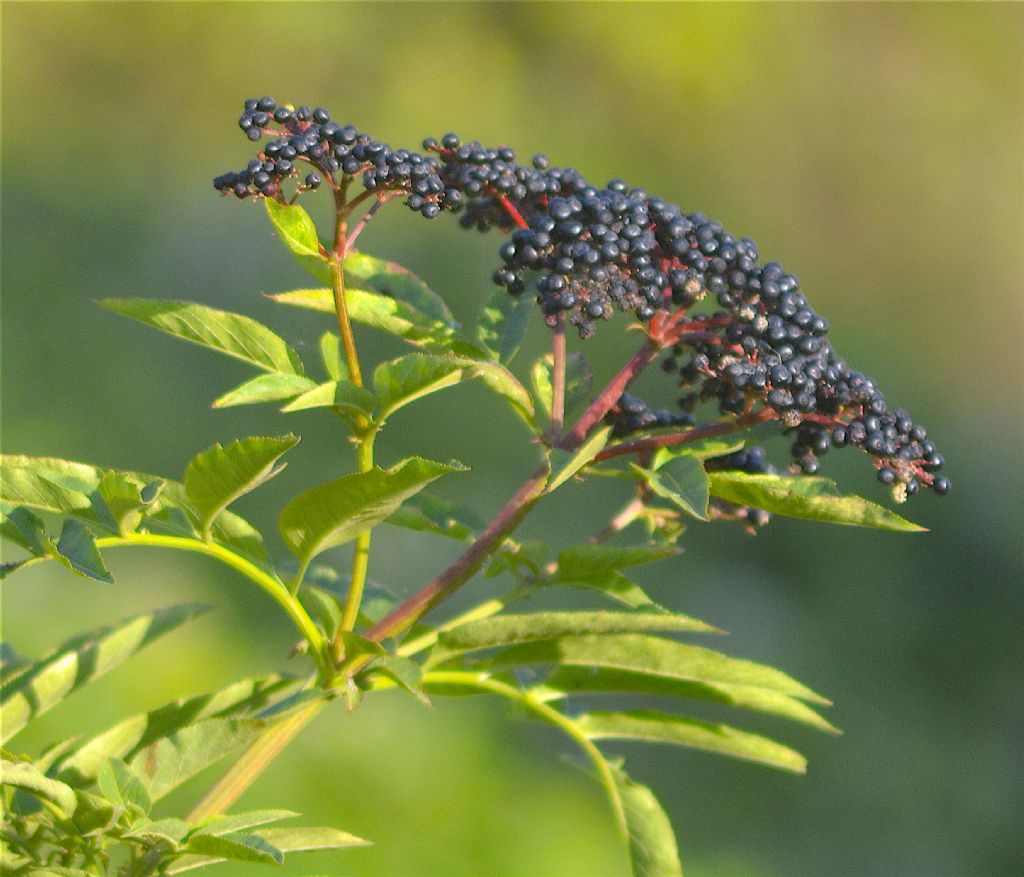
<box><xmin>651</xmin><ymin>437</ymin><xmax>747</xmax><ymax>469</ymax></box>
<box><xmin>475</xmin><ymin>288</ymin><xmax>532</xmax><ymax>365</ymax></box>
<box><xmin>0</xmin><ymin>759</ymin><xmax>77</xmax><ymax>818</ymax></box>
<box><xmin>186</xmin><ymin>832</ymin><xmax>284</xmax><ymax>865</ymax></box>
<box><xmin>184</xmin><ymin>435</ymin><xmax>299</xmax><ymax>535</ymax></box>
<box><xmin>0</xmin><ymin>604</ymin><xmax>210</xmax><ymax>744</ymax></box>
<box><xmin>0</xmin><ymin>505</ymin><xmax>56</xmax><ymax>555</ymax></box>
<box><xmin>384</xmin><ymin>492</ymin><xmax>483</xmax><ymax>542</ymax></box>
<box><xmin>100</xmin><ymin>298</ymin><xmax>305</xmax><ymax>375</ymax></box>
<box><xmin>125</xmin><ymin>817</ymin><xmax>191</xmax><ymax>846</ymax></box>
<box><xmin>547</xmin><ymin>426</ymin><xmax>611</xmax><ymax>492</ymax></box>
<box><xmin>213</xmin><ymin>373</ymin><xmax>318</xmax><ymax>408</ymax></box>
<box><xmin>193</xmin><ymin>809</ymin><xmax>299</xmax><ymax>837</ymax></box>
<box><xmin>579</xmin><ymin>709</ymin><xmax>807</xmax><ymax>773</ymax></box>
<box><xmin>346</xmin><ymin>250</ymin><xmax>455</xmax><ymax>327</ymax></box>
<box><xmin>265</xmin><ymin>199</ymin><xmax>330</xmax><ymax>284</ymax></box>
<box><xmin>608</xmin><ymin>762</ymin><xmax>682</xmax><ymax>877</ymax></box>
<box><xmin>707</xmin><ymin>472</ymin><xmax>925</xmax><ymax>531</ymax></box>
<box><xmin>365</xmin><ymin>655</ymin><xmax>429</xmax><ymax>705</ymax></box>
<box><xmin>632</xmin><ymin>455</ymin><xmax>710</xmax><ymax>521</ymax></box>
<box><xmin>56</xmin><ymin>675</ymin><xmax>299</xmax><ymax>784</ymax></box>
<box><xmin>279</xmin><ymin>457</ymin><xmax>465</xmax><ymax>567</ymax></box>
<box><xmin>319</xmin><ymin>332</ymin><xmax>347</xmax><ymax>381</ymax></box>
<box><xmin>374</xmin><ymin>353</ymin><xmax>533</xmax><ymax>427</ymax></box>
<box><xmin>0</xmin><ymin>465</ymin><xmax>93</xmax><ymax>517</ymax></box>
<box><xmin>542</xmin><ymin>667</ymin><xmax>838</xmax><ymax>733</ymax></box>
<box><xmin>280</xmin><ymin>380</ymin><xmax>377</xmax><ymax>418</ymax></box>
<box><xmin>434</xmin><ymin>611</ymin><xmax>717</xmax><ymax>661</ymax></box>
<box><xmin>130</xmin><ymin>718</ymin><xmax>267</xmax><ymax>801</ymax></box>
<box><xmin>96</xmin><ymin>758</ymin><xmax>152</xmax><ymax>814</ymax></box>
<box><xmin>487</xmin><ymin>633</ymin><xmax>828</xmax><ymax>704</ymax></box>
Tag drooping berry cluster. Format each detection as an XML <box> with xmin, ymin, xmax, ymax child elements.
<box><xmin>213</xmin><ymin>98</ymin><xmax>949</xmax><ymax>499</ymax></box>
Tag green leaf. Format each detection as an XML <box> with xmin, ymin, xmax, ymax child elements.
<box><xmin>186</xmin><ymin>832</ymin><xmax>284</xmax><ymax>865</ymax></box>
<box><xmin>708</xmin><ymin>472</ymin><xmax>926</xmax><ymax>531</ymax></box>
<box><xmin>475</xmin><ymin>288</ymin><xmax>532</xmax><ymax>365</ymax></box>
<box><xmin>0</xmin><ymin>758</ymin><xmax>77</xmax><ymax>818</ymax></box>
<box><xmin>531</xmin><ymin>352</ymin><xmax>592</xmax><ymax>422</ymax></box>
<box><xmin>547</xmin><ymin>426</ymin><xmax>611</xmax><ymax>492</ymax></box>
<box><xmin>488</xmin><ymin>633</ymin><xmax>829</xmax><ymax>704</ymax></box>
<box><xmin>99</xmin><ymin>298</ymin><xmax>305</xmax><ymax>375</ymax></box>
<box><xmin>651</xmin><ymin>436</ymin><xmax>747</xmax><ymax>469</ymax></box>
<box><xmin>556</xmin><ymin>544</ymin><xmax>679</xmax><ymax>582</ymax></box>
<box><xmin>130</xmin><ymin>718</ymin><xmax>267</xmax><ymax>801</ymax></box>
<box><xmin>632</xmin><ymin>455</ymin><xmax>710</xmax><ymax>521</ymax></box>
<box><xmin>257</xmin><ymin>825</ymin><xmax>371</xmax><ymax>852</ymax></box>
<box><xmin>125</xmin><ymin>817</ymin><xmax>192</xmax><ymax>846</ymax></box>
<box><xmin>268</xmin><ymin>286</ymin><xmax>463</xmax><ymax>350</ymax></box>
<box><xmin>265</xmin><ymin>199</ymin><xmax>329</xmax><ymax>284</ymax></box>
<box><xmin>608</xmin><ymin>762</ymin><xmax>682</xmax><ymax>877</ymax></box>
<box><xmin>93</xmin><ymin>471</ymin><xmax>163</xmax><ymax>535</ymax></box>
<box><xmin>54</xmin><ymin>519</ymin><xmax>113</xmax><ymax>582</ymax></box>
<box><xmin>0</xmin><ymin>604</ymin><xmax>210</xmax><ymax>744</ymax></box>
<box><xmin>374</xmin><ymin>353</ymin><xmax>533</xmax><ymax>426</ymax></box>
<box><xmin>184</xmin><ymin>435</ymin><xmax>299</xmax><ymax>535</ymax></box>
<box><xmin>56</xmin><ymin>675</ymin><xmax>298</xmax><ymax>784</ymax></box>
<box><xmin>0</xmin><ymin>464</ymin><xmax>93</xmax><ymax>516</ymax></box>
<box><xmin>319</xmin><ymin>332</ymin><xmax>347</xmax><ymax>381</ymax></box>
<box><xmin>345</xmin><ymin>250</ymin><xmax>455</xmax><ymax>327</ymax></box>
<box><xmin>385</xmin><ymin>492</ymin><xmax>483</xmax><ymax>542</ymax></box>
<box><xmin>579</xmin><ymin>709</ymin><xmax>807</xmax><ymax>773</ymax></box>
<box><xmin>434</xmin><ymin>611</ymin><xmax>717</xmax><ymax>661</ymax></box>
<box><xmin>279</xmin><ymin>457</ymin><xmax>466</xmax><ymax>568</ymax></box>
<box><xmin>193</xmin><ymin>809</ymin><xmax>299</xmax><ymax>837</ymax></box>
<box><xmin>96</xmin><ymin>757</ymin><xmax>152</xmax><ymax>814</ymax></box>
<box><xmin>365</xmin><ymin>655</ymin><xmax>430</xmax><ymax>705</ymax></box>
<box><xmin>280</xmin><ymin>380</ymin><xmax>377</xmax><ymax>419</ymax></box>
<box><xmin>542</xmin><ymin>667</ymin><xmax>839</xmax><ymax>734</ymax></box>
<box><xmin>213</xmin><ymin>373</ymin><xmax>318</xmax><ymax>409</ymax></box>
<box><xmin>1</xmin><ymin>505</ymin><xmax>57</xmax><ymax>556</ymax></box>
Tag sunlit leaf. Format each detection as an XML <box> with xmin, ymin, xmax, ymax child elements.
<box><xmin>0</xmin><ymin>758</ymin><xmax>77</xmax><ymax>818</ymax></box>
<box><xmin>100</xmin><ymin>298</ymin><xmax>305</xmax><ymax>375</ymax></box>
<box><xmin>96</xmin><ymin>757</ymin><xmax>152</xmax><ymax>814</ymax></box>
<box><xmin>707</xmin><ymin>472</ymin><xmax>925</xmax><ymax>531</ymax></box>
<box><xmin>125</xmin><ymin>817</ymin><xmax>192</xmax><ymax>846</ymax></box>
<box><xmin>279</xmin><ymin>457</ymin><xmax>466</xmax><ymax>567</ymax></box>
<box><xmin>265</xmin><ymin>199</ymin><xmax>330</xmax><ymax>284</ymax></box>
<box><xmin>531</xmin><ymin>352</ymin><xmax>592</xmax><ymax>422</ymax></box>
<box><xmin>487</xmin><ymin>633</ymin><xmax>828</xmax><ymax>704</ymax></box>
<box><xmin>319</xmin><ymin>331</ymin><xmax>347</xmax><ymax>381</ymax></box>
<box><xmin>193</xmin><ymin>809</ymin><xmax>299</xmax><ymax>837</ymax></box>
<box><xmin>346</xmin><ymin>250</ymin><xmax>455</xmax><ymax>326</ymax></box>
<box><xmin>257</xmin><ymin>825</ymin><xmax>371</xmax><ymax>852</ymax></box>
<box><xmin>184</xmin><ymin>435</ymin><xmax>299</xmax><ymax>535</ymax></box>
<box><xmin>93</xmin><ymin>471</ymin><xmax>164</xmax><ymax>535</ymax></box>
<box><xmin>433</xmin><ymin>611</ymin><xmax>717</xmax><ymax>661</ymax></box>
<box><xmin>543</xmin><ymin>667</ymin><xmax>838</xmax><ymax>733</ymax></box>
<box><xmin>547</xmin><ymin>426</ymin><xmax>611</xmax><ymax>492</ymax></box>
<box><xmin>185</xmin><ymin>832</ymin><xmax>284</xmax><ymax>865</ymax></box>
<box><xmin>608</xmin><ymin>761</ymin><xmax>682</xmax><ymax>877</ymax></box>
<box><xmin>579</xmin><ymin>709</ymin><xmax>807</xmax><ymax>773</ymax></box>
<box><xmin>280</xmin><ymin>380</ymin><xmax>376</xmax><ymax>419</ymax></box>
<box><xmin>0</xmin><ymin>604</ymin><xmax>210</xmax><ymax>744</ymax></box>
<box><xmin>213</xmin><ymin>373</ymin><xmax>317</xmax><ymax>409</ymax></box>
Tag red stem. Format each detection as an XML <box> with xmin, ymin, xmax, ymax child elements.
<box><xmin>549</xmin><ymin>314</ymin><xmax>567</xmax><ymax>439</ymax></box>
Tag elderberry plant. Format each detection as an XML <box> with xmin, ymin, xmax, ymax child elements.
<box><xmin>1</xmin><ymin>97</ymin><xmax>948</xmax><ymax>876</ymax></box>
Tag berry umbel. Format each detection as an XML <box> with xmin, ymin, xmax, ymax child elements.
<box><xmin>214</xmin><ymin>97</ymin><xmax>949</xmax><ymax>499</ymax></box>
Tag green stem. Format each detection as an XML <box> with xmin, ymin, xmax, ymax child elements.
<box><xmin>92</xmin><ymin>534</ymin><xmax>330</xmax><ymax>679</ymax></box>
<box><xmin>186</xmin><ymin>698</ymin><xmax>328</xmax><ymax>823</ymax></box>
<box><xmin>420</xmin><ymin>671</ymin><xmax>629</xmax><ymax>843</ymax></box>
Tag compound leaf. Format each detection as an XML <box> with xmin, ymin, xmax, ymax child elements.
<box><xmin>100</xmin><ymin>298</ymin><xmax>305</xmax><ymax>375</ymax></box>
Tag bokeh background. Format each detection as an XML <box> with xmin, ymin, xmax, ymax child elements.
<box><xmin>3</xmin><ymin>3</ymin><xmax>1022</xmax><ymax>875</ymax></box>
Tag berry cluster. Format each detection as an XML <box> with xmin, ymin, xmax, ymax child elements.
<box><xmin>213</xmin><ymin>98</ymin><xmax>948</xmax><ymax>499</ymax></box>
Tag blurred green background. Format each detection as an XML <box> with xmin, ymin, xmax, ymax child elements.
<box><xmin>2</xmin><ymin>3</ymin><xmax>1022</xmax><ymax>875</ymax></box>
